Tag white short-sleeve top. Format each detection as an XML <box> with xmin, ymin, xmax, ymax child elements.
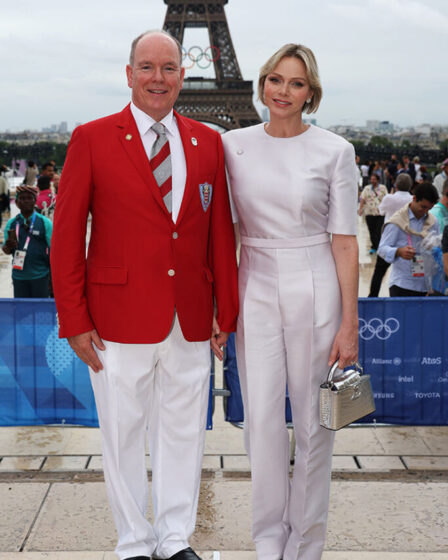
<box><xmin>222</xmin><ymin>123</ymin><xmax>358</xmax><ymax>238</ymax></box>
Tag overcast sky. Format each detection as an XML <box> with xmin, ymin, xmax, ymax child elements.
<box><xmin>1</xmin><ymin>0</ymin><xmax>447</xmax><ymax>131</ymax></box>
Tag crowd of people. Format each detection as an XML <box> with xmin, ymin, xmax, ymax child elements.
<box><xmin>357</xmin><ymin>154</ymin><xmax>448</xmax><ymax>297</ymax></box>
<box><xmin>358</xmin><ymin>154</ymin><xmax>435</xmax><ymax>191</ymax></box>
<box><xmin>2</xmin><ymin>142</ymin><xmax>447</xmax><ymax>304</ymax></box>
<box><xmin>3</xmin><ymin>154</ymin><xmax>447</xmax><ymax>302</ymax></box>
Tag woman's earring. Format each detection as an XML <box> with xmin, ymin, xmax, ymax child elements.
<box><xmin>306</xmin><ymin>98</ymin><xmax>312</xmax><ymax>103</ymax></box>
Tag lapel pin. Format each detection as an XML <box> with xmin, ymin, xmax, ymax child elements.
<box><xmin>191</xmin><ymin>137</ymin><xmax>198</xmax><ymax>146</ymax></box>
<box><xmin>125</xmin><ymin>134</ymin><xmax>132</xmax><ymax>141</ymax></box>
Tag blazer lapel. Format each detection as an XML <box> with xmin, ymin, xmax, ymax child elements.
<box><xmin>116</xmin><ymin>104</ymin><xmax>168</xmax><ymax>215</ymax></box>
<box><xmin>175</xmin><ymin>112</ymin><xmax>199</xmax><ymax>226</ymax></box>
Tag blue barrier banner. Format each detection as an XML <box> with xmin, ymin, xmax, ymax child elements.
<box><xmin>357</xmin><ymin>298</ymin><xmax>448</xmax><ymax>425</ymax></box>
<box><xmin>0</xmin><ymin>299</ymin><xmax>213</xmax><ymax>429</ymax></box>
<box><xmin>223</xmin><ymin>334</ymin><xmax>244</xmax><ymax>422</ymax></box>
<box><xmin>224</xmin><ymin>298</ymin><xmax>448</xmax><ymax>426</ymax></box>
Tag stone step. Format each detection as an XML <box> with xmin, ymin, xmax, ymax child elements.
<box><xmin>1</xmin><ymin>454</ymin><xmax>448</xmax><ymax>475</ymax></box>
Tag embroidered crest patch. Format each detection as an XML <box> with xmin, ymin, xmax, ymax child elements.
<box><xmin>199</xmin><ymin>182</ymin><xmax>213</xmax><ymax>212</ymax></box>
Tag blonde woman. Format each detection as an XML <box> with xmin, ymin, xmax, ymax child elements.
<box><xmin>223</xmin><ymin>44</ymin><xmax>359</xmax><ymax>560</ymax></box>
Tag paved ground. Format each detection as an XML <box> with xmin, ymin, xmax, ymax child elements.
<box><xmin>1</xmin><ymin>203</ymin><xmax>447</xmax><ymax>558</ymax></box>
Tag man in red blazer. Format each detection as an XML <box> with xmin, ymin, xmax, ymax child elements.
<box><xmin>51</xmin><ymin>30</ymin><xmax>238</xmax><ymax>560</ymax></box>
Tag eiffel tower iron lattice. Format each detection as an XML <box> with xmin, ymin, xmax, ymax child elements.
<box><xmin>163</xmin><ymin>0</ymin><xmax>261</xmax><ymax>130</ymax></box>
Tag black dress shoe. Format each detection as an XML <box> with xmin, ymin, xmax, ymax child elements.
<box><xmin>167</xmin><ymin>548</ymin><xmax>202</xmax><ymax>560</ymax></box>
<box><xmin>124</xmin><ymin>556</ymin><xmax>151</xmax><ymax>560</ymax></box>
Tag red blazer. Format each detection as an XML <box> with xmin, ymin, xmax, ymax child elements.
<box><xmin>51</xmin><ymin>105</ymin><xmax>238</xmax><ymax>343</ymax></box>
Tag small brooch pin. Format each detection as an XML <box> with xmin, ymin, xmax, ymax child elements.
<box><xmin>191</xmin><ymin>137</ymin><xmax>198</xmax><ymax>146</ymax></box>
<box><xmin>125</xmin><ymin>134</ymin><xmax>132</xmax><ymax>141</ymax></box>
<box><xmin>199</xmin><ymin>182</ymin><xmax>213</xmax><ymax>212</ymax></box>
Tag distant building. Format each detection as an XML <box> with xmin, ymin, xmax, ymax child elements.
<box><xmin>378</xmin><ymin>121</ymin><xmax>394</xmax><ymax>134</ymax></box>
<box><xmin>415</xmin><ymin>124</ymin><xmax>431</xmax><ymax>136</ymax></box>
<box><xmin>366</xmin><ymin>120</ymin><xmax>380</xmax><ymax>132</ymax></box>
<box><xmin>365</xmin><ymin>120</ymin><xmax>394</xmax><ymax>134</ymax></box>
<box><xmin>58</xmin><ymin>121</ymin><xmax>68</xmax><ymax>134</ymax></box>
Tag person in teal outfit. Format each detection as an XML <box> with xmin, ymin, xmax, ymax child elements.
<box><xmin>2</xmin><ymin>185</ymin><xmax>52</xmax><ymax>298</ymax></box>
<box><xmin>430</xmin><ymin>178</ymin><xmax>448</xmax><ymax>232</ymax></box>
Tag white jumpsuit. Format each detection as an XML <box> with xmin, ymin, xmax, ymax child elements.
<box><xmin>222</xmin><ymin>124</ymin><xmax>358</xmax><ymax>560</ymax></box>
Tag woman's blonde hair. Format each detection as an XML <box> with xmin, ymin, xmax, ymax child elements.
<box><xmin>258</xmin><ymin>43</ymin><xmax>322</xmax><ymax>114</ymax></box>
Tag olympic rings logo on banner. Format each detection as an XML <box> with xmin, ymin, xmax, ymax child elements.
<box><xmin>182</xmin><ymin>45</ymin><xmax>220</xmax><ymax>69</ymax></box>
<box><xmin>358</xmin><ymin>318</ymin><xmax>400</xmax><ymax>340</ymax></box>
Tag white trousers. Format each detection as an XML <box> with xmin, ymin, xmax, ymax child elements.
<box><xmin>90</xmin><ymin>316</ymin><xmax>210</xmax><ymax>560</ymax></box>
<box><xmin>236</xmin><ymin>242</ymin><xmax>339</xmax><ymax>560</ymax></box>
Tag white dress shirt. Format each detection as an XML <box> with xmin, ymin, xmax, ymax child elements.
<box><xmin>379</xmin><ymin>190</ymin><xmax>413</xmax><ymax>222</ymax></box>
<box><xmin>130</xmin><ymin>102</ymin><xmax>187</xmax><ymax>223</ymax></box>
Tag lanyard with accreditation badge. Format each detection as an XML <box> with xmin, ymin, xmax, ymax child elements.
<box><xmin>12</xmin><ymin>213</ymin><xmax>37</xmax><ymax>271</ymax></box>
<box><xmin>407</xmin><ymin>233</ymin><xmax>425</xmax><ymax>277</ymax></box>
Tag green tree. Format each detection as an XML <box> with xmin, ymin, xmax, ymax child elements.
<box><xmin>0</xmin><ymin>141</ymin><xmax>68</xmax><ymax>169</ymax></box>
<box><xmin>350</xmin><ymin>140</ymin><xmax>365</xmax><ymax>152</ymax></box>
<box><xmin>369</xmin><ymin>136</ymin><xmax>393</xmax><ymax>148</ymax></box>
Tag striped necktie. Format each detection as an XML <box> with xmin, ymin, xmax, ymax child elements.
<box><xmin>150</xmin><ymin>122</ymin><xmax>172</xmax><ymax>213</ymax></box>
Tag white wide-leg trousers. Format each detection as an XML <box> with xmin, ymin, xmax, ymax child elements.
<box><xmin>89</xmin><ymin>316</ymin><xmax>210</xmax><ymax>560</ymax></box>
<box><xmin>237</xmin><ymin>242</ymin><xmax>340</xmax><ymax>560</ymax></box>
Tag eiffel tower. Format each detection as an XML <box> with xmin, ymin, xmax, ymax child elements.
<box><xmin>163</xmin><ymin>0</ymin><xmax>261</xmax><ymax>130</ymax></box>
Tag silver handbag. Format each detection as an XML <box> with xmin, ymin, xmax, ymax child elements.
<box><xmin>319</xmin><ymin>362</ymin><xmax>375</xmax><ymax>431</ymax></box>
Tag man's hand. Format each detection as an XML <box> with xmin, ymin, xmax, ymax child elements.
<box><xmin>67</xmin><ymin>329</ymin><xmax>106</xmax><ymax>373</ymax></box>
<box><xmin>210</xmin><ymin>316</ymin><xmax>230</xmax><ymax>361</ymax></box>
<box><xmin>396</xmin><ymin>246</ymin><xmax>416</xmax><ymax>260</ymax></box>
<box><xmin>2</xmin><ymin>238</ymin><xmax>18</xmax><ymax>255</ymax></box>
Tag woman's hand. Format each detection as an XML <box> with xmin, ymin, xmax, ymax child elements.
<box><xmin>210</xmin><ymin>316</ymin><xmax>229</xmax><ymax>361</ymax></box>
<box><xmin>328</xmin><ymin>321</ymin><xmax>359</xmax><ymax>369</ymax></box>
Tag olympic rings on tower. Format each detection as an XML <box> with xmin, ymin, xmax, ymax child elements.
<box><xmin>181</xmin><ymin>45</ymin><xmax>220</xmax><ymax>70</ymax></box>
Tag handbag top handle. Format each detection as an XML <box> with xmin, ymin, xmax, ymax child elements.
<box><xmin>326</xmin><ymin>361</ymin><xmax>363</xmax><ymax>384</ymax></box>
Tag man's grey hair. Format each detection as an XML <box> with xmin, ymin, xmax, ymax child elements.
<box><xmin>129</xmin><ymin>29</ymin><xmax>183</xmax><ymax>66</ymax></box>
<box><xmin>443</xmin><ymin>178</ymin><xmax>448</xmax><ymax>197</ymax></box>
<box><xmin>395</xmin><ymin>173</ymin><xmax>412</xmax><ymax>192</ymax></box>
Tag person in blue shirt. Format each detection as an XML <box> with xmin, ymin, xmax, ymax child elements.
<box><xmin>2</xmin><ymin>185</ymin><xmax>53</xmax><ymax>298</ymax></box>
<box><xmin>378</xmin><ymin>182</ymin><xmax>439</xmax><ymax>297</ymax></box>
